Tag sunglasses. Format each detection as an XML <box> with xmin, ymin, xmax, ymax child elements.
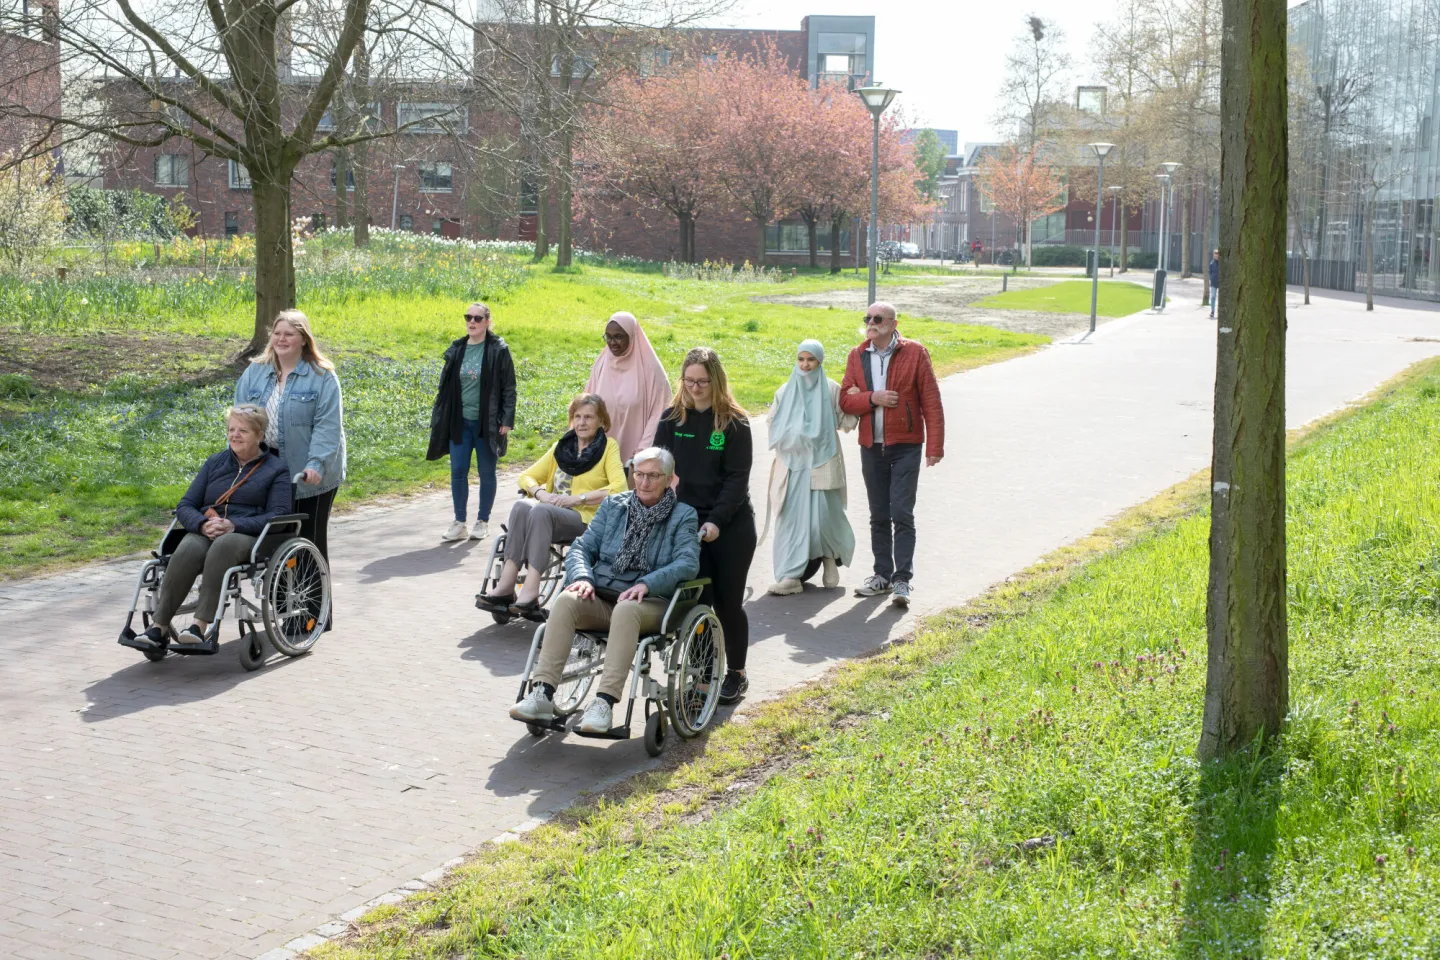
<box><xmin>864</xmin><ymin>314</ymin><xmax>890</xmax><ymax>324</ymax></box>
<box><xmin>465</xmin><ymin>314</ymin><xmax>489</xmax><ymax>322</ymax></box>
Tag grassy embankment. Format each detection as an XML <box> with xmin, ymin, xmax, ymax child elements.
<box><xmin>0</xmin><ymin>234</ymin><xmax>1042</xmax><ymax>576</ymax></box>
<box><xmin>316</xmin><ymin>360</ymin><xmax>1440</xmax><ymax>959</ymax></box>
<box><xmin>976</xmin><ymin>278</ymin><xmax>1156</xmax><ymax>316</ymax></box>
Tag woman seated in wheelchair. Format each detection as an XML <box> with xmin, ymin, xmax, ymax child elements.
<box><xmin>477</xmin><ymin>392</ymin><xmax>627</xmax><ymax>619</ymax></box>
<box><xmin>510</xmin><ymin>447</ymin><xmax>700</xmax><ymax>734</ymax></box>
<box><xmin>141</xmin><ymin>404</ymin><xmax>292</xmax><ymax>647</ymax></box>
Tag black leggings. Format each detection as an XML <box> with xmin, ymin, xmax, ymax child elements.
<box><xmin>294</xmin><ymin>487</ymin><xmax>337</xmax><ymax>563</ymax></box>
<box><xmin>698</xmin><ymin>508</ymin><xmax>757</xmax><ymax>673</ymax></box>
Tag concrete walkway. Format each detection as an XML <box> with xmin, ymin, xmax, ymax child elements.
<box><xmin>3</xmin><ymin>280</ymin><xmax>1439</xmax><ymax>960</ymax></box>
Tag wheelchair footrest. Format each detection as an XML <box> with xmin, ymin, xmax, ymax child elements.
<box><xmin>573</xmin><ymin>725</ymin><xmax>632</xmax><ymax>741</ymax></box>
<box><xmin>117</xmin><ymin>629</ymin><xmax>159</xmax><ymax>652</ymax></box>
<box><xmin>169</xmin><ymin>637</ymin><xmax>219</xmax><ymax>656</ymax></box>
<box><xmin>511</xmin><ymin>714</ymin><xmax>568</xmax><ymax>732</ymax></box>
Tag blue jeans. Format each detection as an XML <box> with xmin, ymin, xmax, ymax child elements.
<box><xmin>859</xmin><ymin>442</ymin><xmax>922</xmax><ymax>583</ymax></box>
<box><xmin>450</xmin><ymin>419</ymin><xmax>498</xmax><ymax>523</ymax></box>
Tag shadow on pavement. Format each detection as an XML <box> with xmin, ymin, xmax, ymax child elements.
<box><xmin>745</xmin><ymin>586</ymin><xmax>904</xmax><ymax>666</ymax></box>
<box><xmin>355</xmin><ymin>540</ymin><xmax>479</xmax><ymax>584</ymax></box>
<box><xmin>81</xmin><ymin>638</ymin><xmax>301</xmax><ymax>722</ymax></box>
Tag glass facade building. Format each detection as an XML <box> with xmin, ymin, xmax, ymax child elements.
<box><xmin>1288</xmin><ymin>0</ymin><xmax>1440</xmax><ymax>301</ymax></box>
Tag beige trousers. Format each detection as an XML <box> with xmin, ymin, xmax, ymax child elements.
<box><xmin>534</xmin><ymin>589</ymin><xmax>667</xmax><ymax>700</ymax></box>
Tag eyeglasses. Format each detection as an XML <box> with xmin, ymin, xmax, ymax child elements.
<box><xmin>682</xmin><ymin>377</ymin><xmax>711</xmax><ymax>388</ymax></box>
<box><xmin>603</xmin><ymin>331</ymin><xmax>628</xmax><ymax>342</ymax></box>
<box><xmin>632</xmin><ymin>470</ymin><xmax>666</xmax><ymax>483</ymax></box>
<box><xmin>465</xmin><ymin>314</ymin><xmax>489</xmax><ymax>322</ymax></box>
<box><xmin>864</xmin><ymin>314</ymin><xmax>891</xmax><ymax>324</ymax></box>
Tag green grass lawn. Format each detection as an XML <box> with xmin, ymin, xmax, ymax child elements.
<box><xmin>0</xmin><ymin>249</ymin><xmax>1042</xmax><ymax>576</ymax></box>
<box><xmin>315</xmin><ymin>362</ymin><xmax>1440</xmax><ymax>959</ymax></box>
<box><xmin>975</xmin><ymin>278</ymin><xmax>1156</xmax><ymax>316</ymax></box>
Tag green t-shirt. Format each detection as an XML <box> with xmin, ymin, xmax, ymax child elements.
<box><xmin>459</xmin><ymin>341</ymin><xmax>486</xmax><ymax>421</ymax></box>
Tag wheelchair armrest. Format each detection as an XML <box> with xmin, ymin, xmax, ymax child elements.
<box><xmin>250</xmin><ymin>514</ymin><xmax>306</xmax><ymax>566</ymax></box>
<box><xmin>660</xmin><ymin>578</ymin><xmax>711</xmax><ymax>635</ymax></box>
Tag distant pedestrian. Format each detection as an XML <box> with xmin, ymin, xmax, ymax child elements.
<box><xmin>427</xmin><ymin>302</ymin><xmax>516</xmax><ymax>542</ymax></box>
<box><xmin>839</xmin><ymin>302</ymin><xmax>945</xmax><ymax>609</ymax></box>
<box><xmin>763</xmin><ymin>340</ymin><xmax>857</xmax><ymax>596</ymax></box>
<box><xmin>1209</xmin><ymin>249</ymin><xmax>1220</xmax><ymax>319</ymax></box>
<box><xmin>653</xmin><ymin>347</ymin><xmax>756</xmax><ymax>704</ymax></box>
<box><xmin>585</xmin><ymin>312</ymin><xmax>671</xmax><ymax>465</ymax></box>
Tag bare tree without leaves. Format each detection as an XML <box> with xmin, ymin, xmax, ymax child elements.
<box><xmin>995</xmin><ymin>14</ymin><xmax>1071</xmax><ymax>151</ymax></box>
<box><xmin>1200</xmin><ymin>0</ymin><xmax>1289</xmax><ymax>760</ymax></box>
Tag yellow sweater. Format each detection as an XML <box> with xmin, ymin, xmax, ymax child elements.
<box><xmin>518</xmin><ymin>437</ymin><xmax>627</xmax><ymax>523</ymax></box>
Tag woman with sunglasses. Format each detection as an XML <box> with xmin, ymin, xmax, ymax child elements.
<box><xmin>427</xmin><ymin>302</ymin><xmax>517</xmax><ymax>542</ymax></box>
<box><xmin>652</xmin><ymin>347</ymin><xmax>756</xmax><ymax>705</ymax></box>
<box><xmin>584</xmin><ymin>311</ymin><xmax>671</xmax><ymax>465</ymax></box>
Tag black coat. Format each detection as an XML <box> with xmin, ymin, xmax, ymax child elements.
<box><xmin>426</xmin><ymin>332</ymin><xmax>517</xmax><ymax>461</ymax></box>
<box><xmin>176</xmin><ymin>446</ymin><xmax>293</xmax><ymax>536</ymax></box>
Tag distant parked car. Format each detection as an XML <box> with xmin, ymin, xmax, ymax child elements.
<box><xmin>899</xmin><ymin>242</ymin><xmax>920</xmax><ymax>258</ymax></box>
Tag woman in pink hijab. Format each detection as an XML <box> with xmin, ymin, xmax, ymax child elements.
<box><xmin>584</xmin><ymin>311</ymin><xmax>671</xmax><ymax>464</ymax></box>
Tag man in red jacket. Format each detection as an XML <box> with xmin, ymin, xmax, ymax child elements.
<box><xmin>839</xmin><ymin>302</ymin><xmax>945</xmax><ymax>608</ymax></box>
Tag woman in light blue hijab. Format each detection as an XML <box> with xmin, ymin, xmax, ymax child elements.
<box><xmin>763</xmin><ymin>339</ymin><xmax>857</xmax><ymax>595</ymax></box>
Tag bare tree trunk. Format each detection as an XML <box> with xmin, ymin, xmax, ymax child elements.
<box><xmin>534</xmin><ymin>173</ymin><xmax>550</xmax><ymax>261</ymax></box>
<box><xmin>804</xmin><ymin>211</ymin><xmax>819</xmax><ymax>267</ymax></box>
<box><xmin>1365</xmin><ymin>191</ymin><xmax>1375</xmax><ymax>311</ymax></box>
<box><xmin>1201</xmin><ymin>188</ymin><xmax>1211</xmax><ymax>305</ymax></box>
<box><xmin>555</xmin><ymin>132</ymin><xmax>573</xmax><ymax>268</ymax></box>
<box><xmin>249</xmin><ymin>177</ymin><xmax>296</xmax><ymax>357</ymax></box>
<box><xmin>829</xmin><ymin>215</ymin><xmax>843</xmax><ymax>274</ymax></box>
<box><xmin>334</xmin><ymin>145</ymin><xmax>351</xmax><ymax>229</ymax></box>
<box><xmin>352</xmin><ymin>36</ymin><xmax>370</xmax><ymax>248</ymax></box>
<box><xmin>1200</xmin><ymin>0</ymin><xmax>1289</xmax><ymax>761</ymax></box>
<box><xmin>1180</xmin><ymin>184</ymin><xmax>1193</xmax><ymax>278</ymax></box>
<box><xmin>755</xmin><ymin>218</ymin><xmax>766</xmax><ymax>266</ymax></box>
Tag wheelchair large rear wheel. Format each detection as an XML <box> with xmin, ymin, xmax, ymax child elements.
<box><xmin>262</xmin><ymin>538</ymin><xmax>331</xmax><ymax>657</ymax></box>
<box><xmin>551</xmin><ymin>630</ymin><xmax>601</xmax><ymax>717</ymax></box>
<box><xmin>666</xmin><ymin>606</ymin><xmax>725</xmax><ymax>739</ymax></box>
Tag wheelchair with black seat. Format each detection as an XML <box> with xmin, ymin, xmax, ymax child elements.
<box><xmin>475</xmin><ymin>525</ymin><xmax>570</xmax><ymax>624</ymax></box>
<box><xmin>117</xmin><ymin>514</ymin><xmax>331</xmax><ymax>672</ymax></box>
<box><xmin>513</xmin><ymin>579</ymin><xmax>725</xmax><ymax>756</ymax></box>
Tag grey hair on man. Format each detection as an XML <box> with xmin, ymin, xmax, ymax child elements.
<box><xmin>629</xmin><ymin>446</ymin><xmax>675</xmax><ymax>478</ymax></box>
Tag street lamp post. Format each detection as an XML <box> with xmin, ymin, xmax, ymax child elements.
<box><xmin>390</xmin><ymin>164</ymin><xmax>405</xmax><ymax>230</ymax></box>
<box><xmin>1108</xmin><ymin>185</ymin><xmax>1123</xmax><ymax>277</ymax></box>
<box><xmin>857</xmin><ymin>84</ymin><xmax>899</xmax><ymax>306</ymax></box>
<box><xmin>1159</xmin><ymin>161</ymin><xmax>1181</xmax><ymax>271</ymax></box>
<box><xmin>1087</xmin><ymin>143</ymin><xmax>1115</xmax><ymax>336</ymax></box>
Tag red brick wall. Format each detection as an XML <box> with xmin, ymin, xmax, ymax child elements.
<box><xmin>0</xmin><ymin>8</ymin><xmax>62</xmax><ymax>158</ymax></box>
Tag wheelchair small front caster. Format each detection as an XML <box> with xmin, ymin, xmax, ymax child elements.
<box><xmin>238</xmin><ymin>626</ymin><xmax>267</xmax><ymax>672</ymax></box>
<box><xmin>527</xmin><ymin>722</ymin><xmax>547</xmax><ymax>737</ymax></box>
<box><xmin>644</xmin><ymin>710</ymin><xmax>667</xmax><ymax>757</ymax></box>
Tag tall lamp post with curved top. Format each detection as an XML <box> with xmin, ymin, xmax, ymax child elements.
<box><xmin>857</xmin><ymin>84</ymin><xmax>899</xmax><ymax>307</ymax></box>
<box><xmin>1087</xmin><ymin>142</ymin><xmax>1115</xmax><ymax>335</ymax></box>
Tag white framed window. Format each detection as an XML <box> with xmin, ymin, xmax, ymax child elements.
<box><xmin>154</xmin><ymin>154</ymin><xmax>189</xmax><ymax>187</ymax></box>
<box><xmin>330</xmin><ymin>162</ymin><xmax>356</xmax><ymax>191</ymax></box>
<box><xmin>398</xmin><ymin>214</ymin><xmax>414</xmax><ymax>230</ymax></box>
<box><xmin>229</xmin><ymin>160</ymin><xmax>251</xmax><ymax>190</ymax></box>
<box><xmin>318</xmin><ymin>101</ymin><xmax>382</xmax><ymax>132</ymax></box>
<box><xmin>397</xmin><ymin>102</ymin><xmax>468</xmax><ymax>135</ymax></box>
<box><xmin>551</xmin><ymin>53</ymin><xmax>596</xmax><ymax>78</ymax></box>
<box><xmin>419</xmin><ymin>162</ymin><xmax>453</xmax><ymax>193</ymax></box>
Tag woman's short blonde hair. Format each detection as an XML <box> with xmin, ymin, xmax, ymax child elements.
<box><xmin>567</xmin><ymin>392</ymin><xmax>611</xmax><ymax>430</ymax></box>
<box><xmin>225</xmin><ymin>403</ymin><xmax>269</xmax><ymax>438</ymax></box>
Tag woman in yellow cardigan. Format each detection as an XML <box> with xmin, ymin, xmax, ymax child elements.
<box><xmin>477</xmin><ymin>393</ymin><xmax>627</xmax><ymax>619</ymax></box>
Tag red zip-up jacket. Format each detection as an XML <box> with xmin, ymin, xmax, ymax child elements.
<box><xmin>838</xmin><ymin>335</ymin><xmax>945</xmax><ymax>459</ymax></box>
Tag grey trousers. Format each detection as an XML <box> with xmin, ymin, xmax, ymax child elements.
<box><xmin>535</xmin><ymin>590</ymin><xmax>667</xmax><ymax>700</ymax></box>
<box><xmin>154</xmin><ymin>531</ymin><xmax>256</xmax><ymax>625</ymax></box>
<box><xmin>502</xmin><ymin>500</ymin><xmax>585</xmax><ymax>572</ymax></box>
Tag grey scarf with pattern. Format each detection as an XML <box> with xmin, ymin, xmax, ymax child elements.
<box><xmin>614</xmin><ymin>488</ymin><xmax>677</xmax><ymax>574</ymax></box>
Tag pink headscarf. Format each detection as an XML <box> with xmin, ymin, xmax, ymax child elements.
<box><xmin>584</xmin><ymin>312</ymin><xmax>672</xmax><ymax>463</ymax></box>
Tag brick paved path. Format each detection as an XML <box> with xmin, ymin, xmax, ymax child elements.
<box><xmin>3</xmin><ymin>282</ymin><xmax>1438</xmax><ymax>959</ymax></box>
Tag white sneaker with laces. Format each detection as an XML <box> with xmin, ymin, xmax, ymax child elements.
<box><xmin>891</xmin><ymin>580</ymin><xmax>912</xmax><ymax>608</ymax></box>
<box><xmin>509</xmin><ymin>685</ymin><xmax>555</xmax><ymax>722</ymax></box>
<box><xmin>470</xmin><ymin>520</ymin><xmax>489</xmax><ymax>540</ymax></box>
<box><xmin>442</xmin><ymin>521</ymin><xmax>469</xmax><ymax>542</ymax></box>
<box><xmin>853</xmin><ymin>575</ymin><xmax>892</xmax><ymax>598</ymax></box>
<box><xmin>767</xmin><ymin>578</ymin><xmax>803</xmax><ymax>596</ymax></box>
<box><xmin>578</xmin><ymin>698</ymin><xmax>613</xmax><ymax>734</ymax></box>
<box><xmin>822</xmin><ymin>557</ymin><xmax>840</xmax><ymax>588</ymax></box>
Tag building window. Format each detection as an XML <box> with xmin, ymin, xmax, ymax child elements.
<box><xmin>154</xmin><ymin>154</ymin><xmax>189</xmax><ymax>187</ymax></box>
<box><xmin>398</xmin><ymin>214</ymin><xmax>414</xmax><ymax>231</ymax></box>
<box><xmin>330</xmin><ymin>162</ymin><xmax>356</xmax><ymax>191</ymax></box>
<box><xmin>224</xmin><ymin>211</ymin><xmax>239</xmax><ymax>237</ymax></box>
<box><xmin>518</xmin><ymin>178</ymin><xmax>539</xmax><ymax>215</ymax></box>
<box><xmin>229</xmin><ymin>160</ymin><xmax>251</xmax><ymax>190</ymax></box>
<box><xmin>318</xmin><ymin>102</ymin><xmax>382</xmax><ymax>132</ymax></box>
<box><xmin>1075</xmin><ymin>86</ymin><xmax>1107</xmax><ymax>115</ymax></box>
<box><xmin>639</xmin><ymin>46</ymin><xmax>672</xmax><ymax>76</ymax></box>
<box><xmin>765</xmin><ymin>220</ymin><xmax>850</xmax><ymax>255</ymax></box>
<box><xmin>551</xmin><ymin>53</ymin><xmax>596</xmax><ymax>78</ymax></box>
<box><xmin>432</xmin><ymin>218</ymin><xmax>444</xmax><ymax>235</ymax></box>
<box><xmin>396</xmin><ymin>102</ymin><xmax>468</xmax><ymax>134</ymax></box>
<box><xmin>817</xmin><ymin>32</ymin><xmax>866</xmax><ymax>82</ymax></box>
<box><xmin>419</xmin><ymin>162</ymin><xmax>453</xmax><ymax>193</ymax></box>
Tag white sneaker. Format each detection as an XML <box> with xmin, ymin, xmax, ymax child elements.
<box><xmin>766</xmin><ymin>578</ymin><xmax>804</xmax><ymax>596</ymax></box>
<box><xmin>442</xmin><ymin>521</ymin><xmax>469</xmax><ymax>542</ymax></box>
<box><xmin>509</xmin><ymin>685</ymin><xmax>555</xmax><ymax>722</ymax></box>
<box><xmin>470</xmin><ymin>520</ymin><xmax>488</xmax><ymax>540</ymax></box>
<box><xmin>577</xmin><ymin>698</ymin><xmax>613</xmax><ymax>734</ymax></box>
<box><xmin>891</xmin><ymin>580</ymin><xmax>912</xmax><ymax>608</ymax></box>
<box><xmin>853</xmin><ymin>575</ymin><xmax>892</xmax><ymax>597</ymax></box>
<box><xmin>822</xmin><ymin>557</ymin><xmax>840</xmax><ymax>588</ymax></box>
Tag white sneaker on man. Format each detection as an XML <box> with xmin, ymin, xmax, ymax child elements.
<box><xmin>442</xmin><ymin>521</ymin><xmax>469</xmax><ymax>542</ymax></box>
<box><xmin>822</xmin><ymin>557</ymin><xmax>840</xmax><ymax>588</ymax></box>
<box><xmin>853</xmin><ymin>575</ymin><xmax>892</xmax><ymax>597</ymax></box>
<box><xmin>470</xmin><ymin>520</ymin><xmax>488</xmax><ymax>540</ymax></box>
<box><xmin>891</xmin><ymin>580</ymin><xmax>912</xmax><ymax>608</ymax></box>
<box><xmin>577</xmin><ymin>698</ymin><xmax>613</xmax><ymax>734</ymax></box>
<box><xmin>509</xmin><ymin>685</ymin><xmax>555</xmax><ymax>722</ymax></box>
<box><xmin>767</xmin><ymin>578</ymin><xmax>803</xmax><ymax>596</ymax></box>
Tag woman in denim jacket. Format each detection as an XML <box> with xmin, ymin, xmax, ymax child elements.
<box><xmin>236</xmin><ymin>310</ymin><xmax>347</xmax><ymax>577</ymax></box>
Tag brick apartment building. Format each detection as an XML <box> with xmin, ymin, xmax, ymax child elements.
<box><xmin>0</xmin><ymin>0</ymin><xmax>62</xmax><ymax>158</ymax></box>
<box><xmin>100</xmin><ymin>14</ymin><xmax>879</xmax><ymax>265</ymax></box>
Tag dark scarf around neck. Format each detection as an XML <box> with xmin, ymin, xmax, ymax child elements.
<box><xmin>554</xmin><ymin>428</ymin><xmax>608</xmax><ymax>476</ymax></box>
<box><xmin>614</xmin><ymin>488</ymin><xmax>677</xmax><ymax>574</ymax></box>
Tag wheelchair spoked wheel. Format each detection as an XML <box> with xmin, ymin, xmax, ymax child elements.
<box><xmin>262</xmin><ymin>539</ymin><xmax>331</xmax><ymax>657</ymax></box>
<box><xmin>238</xmin><ymin>620</ymin><xmax>267</xmax><ymax>672</ymax></box>
<box><xmin>551</xmin><ymin>632</ymin><xmax>601</xmax><ymax>717</ymax></box>
<box><xmin>666</xmin><ymin>607</ymin><xmax>726</xmax><ymax>739</ymax></box>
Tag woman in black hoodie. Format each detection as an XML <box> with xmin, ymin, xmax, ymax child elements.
<box><xmin>427</xmin><ymin>302</ymin><xmax>518</xmax><ymax>542</ymax></box>
<box><xmin>653</xmin><ymin>346</ymin><xmax>756</xmax><ymax>704</ymax></box>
